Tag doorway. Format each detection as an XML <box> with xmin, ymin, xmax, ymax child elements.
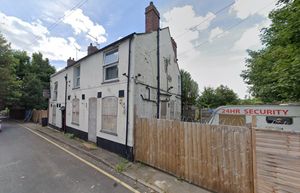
<box><xmin>88</xmin><ymin>97</ymin><xmax>97</xmax><ymax>143</ymax></box>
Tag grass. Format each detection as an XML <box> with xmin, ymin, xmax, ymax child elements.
<box><xmin>65</xmin><ymin>133</ymin><xmax>75</xmax><ymax>139</ymax></box>
<box><xmin>115</xmin><ymin>159</ymin><xmax>129</xmax><ymax>173</ymax></box>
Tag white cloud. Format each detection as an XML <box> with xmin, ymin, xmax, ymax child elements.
<box><xmin>162</xmin><ymin>5</ymin><xmax>215</xmax><ymax>61</ymax></box>
<box><xmin>0</xmin><ymin>11</ymin><xmax>86</xmax><ymax>63</ymax></box>
<box><xmin>208</xmin><ymin>27</ymin><xmax>228</xmax><ymax>42</ymax></box>
<box><xmin>232</xmin><ymin>19</ymin><xmax>271</xmax><ymax>52</ymax></box>
<box><xmin>161</xmin><ymin>5</ymin><xmax>253</xmax><ymax>97</ymax></box>
<box><xmin>63</xmin><ymin>9</ymin><xmax>107</xmax><ymax>44</ymax></box>
<box><xmin>230</xmin><ymin>0</ymin><xmax>277</xmax><ymax>19</ymax></box>
<box><xmin>232</xmin><ymin>25</ymin><xmax>261</xmax><ymax>51</ymax></box>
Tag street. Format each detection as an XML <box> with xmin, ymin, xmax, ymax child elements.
<box><xmin>0</xmin><ymin>121</ymin><xmax>148</xmax><ymax>193</ymax></box>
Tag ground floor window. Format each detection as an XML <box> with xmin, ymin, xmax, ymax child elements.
<box><xmin>101</xmin><ymin>96</ymin><xmax>118</xmax><ymax>135</ymax></box>
<box><xmin>72</xmin><ymin>98</ymin><xmax>80</xmax><ymax>125</ymax></box>
<box><xmin>160</xmin><ymin>101</ymin><xmax>167</xmax><ymax>119</ymax></box>
<box><xmin>52</xmin><ymin>105</ymin><xmax>56</xmax><ymax>125</ymax></box>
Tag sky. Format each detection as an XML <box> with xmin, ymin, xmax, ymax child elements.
<box><xmin>0</xmin><ymin>0</ymin><xmax>280</xmax><ymax>98</ymax></box>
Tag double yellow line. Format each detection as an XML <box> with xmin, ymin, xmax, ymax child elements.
<box><xmin>19</xmin><ymin>124</ymin><xmax>140</xmax><ymax>193</ymax></box>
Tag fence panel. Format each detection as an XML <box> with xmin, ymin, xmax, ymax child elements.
<box><xmin>135</xmin><ymin>118</ymin><xmax>253</xmax><ymax>193</ymax></box>
<box><xmin>255</xmin><ymin>129</ymin><xmax>300</xmax><ymax>193</ymax></box>
<box><xmin>32</xmin><ymin>109</ymin><xmax>48</xmax><ymax>124</ymax></box>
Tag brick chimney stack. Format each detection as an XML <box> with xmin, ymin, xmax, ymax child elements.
<box><xmin>67</xmin><ymin>57</ymin><xmax>75</xmax><ymax>67</ymax></box>
<box><xmin>145</xmin><ymin>2</ymin><xmax>160</xmax><ymax>33</ymax></box>
<box><xmin>87</xmin><ymin>43</ymin><xmax>98</xmax><ymax>55</ymax></box>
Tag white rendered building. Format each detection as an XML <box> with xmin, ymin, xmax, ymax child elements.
<box><xmin>48</xmin><ymin>2</ymin><xmax>181</xmax><ymax>160</ymax></box>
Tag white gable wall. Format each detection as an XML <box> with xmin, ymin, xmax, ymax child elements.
<box><xmin>48</xmin><ymin>70</ymin><xmax>67</xmax><ymax>128</ymax></box>
<box><xmin>133</xmin><ymin>28</ymin><xmax>181</xmax><ymax>120</ymax></box>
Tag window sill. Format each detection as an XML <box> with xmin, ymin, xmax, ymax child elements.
<box><xmin>102</xmin><ymin>79</ymin><xmax>119</xmax><ymax>84</ymax></box>
<box><xmin>100</xmin><ymin>129</ymin><xmax>118</xmax><ymax>136</ymax></box>
<box><xmin>72</xmin><ymin>87</ymin><xmax>80</xmax><ymax>90</ymax></box>
<box><xmin>71</xmin><ymin>122</ymin><xmax>79</xmax><ymax>126</ymax></box>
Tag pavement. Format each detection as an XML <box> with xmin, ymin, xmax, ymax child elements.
<box><xmin>2</xmin><ymin>120</ymin><xmax>211</xmax><ymax>193</ymax></box>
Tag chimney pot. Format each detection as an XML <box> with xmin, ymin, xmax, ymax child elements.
<box><xmin>67</xmin><ymin>57</ymin><xmax>75</xmax><ymax>67</ymax></box>
<box><xmin>87</xmin><ymin>43</ymin><xmax>98</xmax><ymax>55</ymax></box>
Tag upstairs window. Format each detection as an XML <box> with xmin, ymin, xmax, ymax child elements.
<box><xmin>103</xmin><ymin>49</ymin><xmax>118</xmax><ymax>81</ymax></box>
<box><xmin>74</xmin><ymin>65</ymin><xmax>80</xmax><ymax>88</ymax></box>
<box><xmin>53</xmin><ymin>82</ymin><xmax>58</xmax><ymax>101</ymax></box>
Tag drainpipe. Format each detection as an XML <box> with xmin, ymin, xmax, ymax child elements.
<box><xmin>156</xmin><ymin>28</ymin><xmax>160</xmax><ymax>118</ymax></box>
<box><xmin>125</xmin><ymin>37</ymin><xmax>133</xmax><ymax>159</ymax></box>
<box><xmin>64</xmin><ymin>74</ymin><xmax>68</xmax><ymax>133</ymax></box>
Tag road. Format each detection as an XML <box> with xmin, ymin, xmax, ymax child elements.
<box><xmin>0</xmin><ymin>121</ymin><xmax>150</xmax><ymax>193</ymax></box>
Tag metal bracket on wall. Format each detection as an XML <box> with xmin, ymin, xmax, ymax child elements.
<box><xmin>140</xmin><ymin>94</ymin><xmax>157</xmax><ymax>104</ymax></box>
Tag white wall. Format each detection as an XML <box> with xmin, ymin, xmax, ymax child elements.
<box><xmin>64</xmin><ymin>39</ymin><xmax>132</xmax><ymax>146</ymax></box>
<box><xmin>133</xmin><ymin>28</ymin><xmax>181</xmax><ymax>120</ymax></box>
<box><xmin>49</xmin><ymin>29</ymin><xmax>182</xmax><ymax>148</ymax></box>
<box><xmin>48</xmin><ymin>70</ymin><xmax>67</xmax><ymax>128</ymax></box>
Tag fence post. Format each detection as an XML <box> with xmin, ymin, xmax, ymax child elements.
<box><xmin>250</xmin><ymin>116</ymin><xmax>257</xmax><ymax>193</ymax></box>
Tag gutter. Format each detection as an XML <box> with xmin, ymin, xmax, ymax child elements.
<box><xmin>156</xmin><ymin>28</ymin><xmax>160</xmax><ymax>118</ymax></box>
<box><xmin>125</xmin><ymin>36</ymin><xmax>133</xmax><ymax>159</ymax></box>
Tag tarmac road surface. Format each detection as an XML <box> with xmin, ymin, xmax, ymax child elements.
<box><xmin>0</xmin><ymin>121</ymin><xmax>152</xmax><ymax>193</ymax></box>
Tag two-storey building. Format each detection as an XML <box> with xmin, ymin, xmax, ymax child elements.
<box><xmin>48</xmin><ymin>2</ymin><xmax>181</xmax><ymax>160</ymax></box>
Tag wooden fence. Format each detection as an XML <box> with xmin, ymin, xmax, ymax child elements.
<box><xmin>32</xmin><ymin>109</ymin><xmax>48</xmax><ymax>124</ymax></box>
<box><xmin>135</xmin><ymin>118</ymin><xmax>253</xmax><ymax>193</ymax></box>
<box><xmin>255</xmin><ymin>129</ymin><xmax>300</xmax><ymax>193</ymax></box>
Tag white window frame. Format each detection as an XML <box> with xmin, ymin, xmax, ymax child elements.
<box><xmin>103</xmin><ymin>49</ymin><xmax>119</xmax><ymax>82</ymax></box>
<box><xmin>53</xmin><ymin>81</ymin><xmax>58</xmax><ymax>101</ymax></box>
<box><xmin>74</xmin><ymin>65</ymin><xmax>80</xmax><ymax>88</ymax></box>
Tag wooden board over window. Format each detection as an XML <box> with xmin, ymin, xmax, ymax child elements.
<box><xmin>101</xmin><ymin>96</ymin><xmax>118</xmax><ymax>135</ymax></box>
<box><xmin>219</xmin><ymin>114</ymin><xmax>246</xmax><ymax>126</ymax></box>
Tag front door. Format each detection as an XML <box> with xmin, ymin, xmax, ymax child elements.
<box><xmin>88</xmin><ymin>97</ymin><xmax>97</xmax><ymax>143</ymax></box>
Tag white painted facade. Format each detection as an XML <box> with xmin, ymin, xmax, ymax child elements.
<box><xmin>48</xmin><ymin>28</ymin><xmax>181</xmax><ymax>155</ymax></box>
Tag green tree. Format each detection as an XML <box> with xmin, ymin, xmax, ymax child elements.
<box><xmin>19</xmin><ymin>52</ymin><xmax>55</xmax><ymax>109</ymax></box>
<box><xmin>21</xmin><ymin>74</ymin><xmax>45</xmax><ymax>109</ymax></box>
<box><xmin>0</xmin><ymin>33</ymin><xmax>56</xmax><ymax>110</ymax></box>
<box><xmin>241</xmin><ymin>0</ymin><xmax>300</xmax><ymax>102</ymax></box>
<box><xmin>0</xmin><ymin>33</ymin><xmax>20</xmax><ymax>110</ymax></box>
<box><xmin>180</xmin><ymin>69</ymin><xmax>199</xmax><ymax>110</ymax></box>
<box><xmin>13</xmin><ymin>50</ymin><xmax>30</xmax><ymax>81</ymax></box>
<box><xmin>198</xmin><ymin>85</ymin><xmax>239</xmax><ymax>108</ymax></box>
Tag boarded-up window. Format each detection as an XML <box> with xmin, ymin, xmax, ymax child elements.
<box><xmin>170</xmin><ymin>100</ymin><xmax>175</xmax><ymax>120</ymax></box>
<box><xmin>219</xmin><ymin>114</ymin><xmax>246</xmax><ymax>126</ymax></box>
<box><xmin>72</xmin><ymin>98</ymin><xmax>80</xmax><ymax>125</ymax></box>
<box><xmin>52</xmin><ymin>105</ymin><xmax>56</xmax><ymax>125</ymax></box>
<box><xmin>161</xmin><ymin>101</ymin><xmax>167</xmax><ymax>119</ymax></box>
<box><xmin>102</xmin><ymin>96</ymin><xmax>118</xmax><ymax>135</ymax></box>
<box><xmin>178</xmin><ymin>75</ymin><xmax>181</xmax><ymax>95</ymax></box>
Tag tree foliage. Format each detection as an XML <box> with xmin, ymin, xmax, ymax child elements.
<box><xmin>198</xmin><ymin>85</ymin><xmax>239</xmax><ymax>108</ymax></box>
<box><xmin>180</xmin><ymin>69</ymin><xmax>199</xmax><ymax>109</ymax></box>
<box><xmin>0</xmin><ymin>33</ymin><xmax>55</xmax><ymax>110</ymax></box>
<box><xmin>0</xmin><ymin>34</ymin><xmax>19</xmax><ymax>109</ymax></box>
<box><xmin>241</xmin><ymin>0</ymin><xmax>300</xmax><ymax>102</ymax></box>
